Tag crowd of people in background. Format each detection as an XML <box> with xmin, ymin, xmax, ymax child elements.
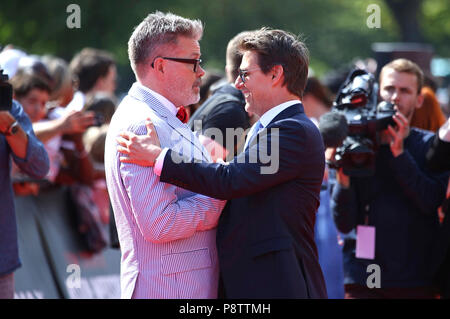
<box><xmin>0</xmin><ymin>45</ymin><xmax>118</xmax><ymax>297</ymax></box>
<box><xmin>0</xmin><ymin>11</ymin><xmax>449</xmax><ymax>299</ymax></box>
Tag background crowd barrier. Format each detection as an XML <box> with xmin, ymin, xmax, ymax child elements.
<box><xmin>13</xmin><ymin>187</ymin><xmax>121</xmax><ymax>299</ymax></box>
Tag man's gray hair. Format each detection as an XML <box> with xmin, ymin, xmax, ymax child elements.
<box><xmin>128</xmin><ymin>11</ymin><xmax>203</xmax><ymax>75</ymax></box>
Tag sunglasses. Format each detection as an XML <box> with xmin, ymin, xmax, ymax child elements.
<box><xmin>151</xmin><ymin>57</ymin><xmax>202</xmax><ymax>72</ymax></box>
<box><xmin>238</xmin><ymin>67</ymin><xmax>262</xmax><ymax>83</ymax></box>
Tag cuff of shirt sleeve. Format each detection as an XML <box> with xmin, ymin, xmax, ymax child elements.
<box><xmin>154</xmin><ymin>148</ymin><xmax>169</xmax><ymax>176</ymax></box>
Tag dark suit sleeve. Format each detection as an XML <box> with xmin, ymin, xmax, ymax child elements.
<box><xmin>160</xmin><ymin>119</ymin><xmax>325</xmax><ymax>200</ymax></box>
<box><xmin>388</xmin><ymin>149</ymin><xmax>448</xmax><ymax>216</ymax></box>
<box><xmin>330</xmin><ymin>183</ymin><xmax>359</xmax><ymax>234</ymax></box>
<box><xmin>426</xmin><ymin>134</ymin><xmax>450</xmax><ymax>172</ymax></box>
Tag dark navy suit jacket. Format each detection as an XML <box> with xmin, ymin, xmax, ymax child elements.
<box><xmin>160</xmin><ymin>103</ymin><xmax>328</xmax><ymax>298</ymax></box>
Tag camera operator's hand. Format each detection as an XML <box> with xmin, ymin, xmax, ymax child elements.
<box><xmin>384</xmin><ymin>111</ymin><xmax>410</xmax><ymax>157</ymax></box>
<box><xmin>336</xmin><ymin>168</ymin><xmax>350</xmax><ymax>188</ymax></box>
<box><xmin>325</xmin><ymin>147</ymin><xmax>350</xmax><ymax>188</ymax></box>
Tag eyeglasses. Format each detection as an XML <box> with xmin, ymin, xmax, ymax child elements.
<box><xmin>151</xmin><ymin>57</ymin><xmax>202</xmax><ymax>72</ymax></box>
<box><xmin>238</xmin><ymin>67</ymin><xmax>262</xmax><ymax>83</ymax></box>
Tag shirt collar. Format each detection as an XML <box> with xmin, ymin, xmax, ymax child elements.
<box><xmin>259</xmin><ymin>100</ymin><xmax>301</xmax><ymax>128</ymax></box>
<box><xmin>136</xmin><ymin>82</ymin><xmax>178</xmax><ymax>116</ymax></box>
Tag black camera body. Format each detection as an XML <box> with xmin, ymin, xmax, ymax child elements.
<box><xmin>0</xmin><ymin>69</ymin><xmax>13</xmax><ymax>112</ymax></box>
<box><xmin>329</xmin><ymin>69</ymin><xmax>395</xmax><ymax>177</ymax></box>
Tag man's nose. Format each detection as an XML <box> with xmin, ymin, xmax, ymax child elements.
<box><xmin>197</xmin><ymin>65</ymin><xmax>206</xmax><ymax>77</ymax></box>
<box><xmin>234</xmin><ymin>75</ymin><xmax>244</xmax><ymax>90</ymax></box>
<box><xmin>390</xmin><ymin>90</ymin><xmax>400</xmax><ymax>103</ymax></box>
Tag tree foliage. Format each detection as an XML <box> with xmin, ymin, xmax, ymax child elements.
<box><xmin>0</xmin><ymin>0</ymin><xmax>448</xmax><ymax>92</ymax></box>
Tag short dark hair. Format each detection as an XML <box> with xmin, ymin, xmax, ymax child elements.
<box><xmin>83</xmin><ymin>92</ymin><xmax>117</xmax><ymax>124</ymax></box>
<box><xmin>379</xmin><ymin>58</ymin><xmax>424</xmax><ymax>94</ymax></box>
<box><xmin>238</xmin><ymin>28</ymin><xmax>309</xmax><ymax>98</ymax></box>
<box><xmin>226</xmin><ymin>31</ymin><xmax>253</xmax><ymax>82</ymax></box>
<box><xmin>41</xmin><ymin>55</ymin><xmax>73</xmax><ymax>101</ymax></box>
<box><xmin>304</xmin><ymin>77</ymin><xmax>333</xmax><ymax>108</ymax></box>
<box><xmin>70</xmin><ymin>48</ymin><xmax>115</xmax><ymax>93</ymax></box>
<box><xmin>10</xmin><ymin>70</ymin><xmax>52</xmax><ymax>98</ymax></box>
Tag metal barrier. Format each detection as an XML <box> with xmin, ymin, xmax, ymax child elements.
<box><xmin>13</xmin><ymin>187</ymin><xmax>121</xmax><ymax>299</ymax></box>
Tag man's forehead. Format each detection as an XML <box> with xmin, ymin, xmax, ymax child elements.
<box><xmin>380</xmin><ymin>69</ymin><xmax>418</xmax><ymax>89</ymax></box>
<box><xmin>172</xmin><ymin>36</ymin><xmax>201</xmax><ymax>56</ymax></box>
<box><xmin>240</xmin><ymin>51</ymin><xmax>257</xmax><ymax>68</ymax></box>
<box><xmin>28</xmin><ymin>88</ymin><xmax>50</xmax><ymax>97</ymax></box>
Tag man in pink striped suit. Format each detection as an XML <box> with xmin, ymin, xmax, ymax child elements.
<box><xmin>104</xmin><ymin>11</ymin><xmax>225</xmax><ymax>299</ymax></box>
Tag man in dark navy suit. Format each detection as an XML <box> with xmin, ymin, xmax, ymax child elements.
<box><xmin>116</xmin><ymin>28</ymin><xmax>328</xmax><ymax>299</ymax></box>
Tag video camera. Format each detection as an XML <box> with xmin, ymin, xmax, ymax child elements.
<box><xmin>320</xmin><ymin>68</ymin><xmax>395</xmax><ymax>177</ymax></box>
<box><xmin>0</xmin><ymin>68</ymin><xmax>13</xmax><ymax>112</ymax></box>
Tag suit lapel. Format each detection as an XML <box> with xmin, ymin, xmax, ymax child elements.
<box><xmin>245</xmin><ymin>104</ymin><xmax>304</xmax><ymax>151</ymax></box>
<box><xmin>128</xmin><ymin>83</ymin><xmax>210</xmax><ymax>161</ymax></box>
<box><xmin>255</xmin><ymin>103</ymin><xmax>304</xmax><ymax>139</ymax></box>
<box><xmin>267</xmin><ymin>103</ymin><xmax>304</xmax><ymax>126</ymax></box>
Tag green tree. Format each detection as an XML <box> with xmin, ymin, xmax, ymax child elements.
<box><xmin>0</xmin><ymin>0</ymin><xmax>448</xmax><ymax>91</ymax></box>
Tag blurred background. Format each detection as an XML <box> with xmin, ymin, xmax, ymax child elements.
<box><xmin>1</xmin><ymin>0</ymin><xmax>449</xmax><ymax>102</ymax></box>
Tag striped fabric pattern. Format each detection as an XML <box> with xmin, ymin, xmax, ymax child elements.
<box><xmin>105</xmin><ymin>82</ymin><xmax>226</xmax><ymax>299</ymax></box>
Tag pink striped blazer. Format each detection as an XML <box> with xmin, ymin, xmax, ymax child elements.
<box><xmin>105</xmin><ymin>82</ymin><xmax>225</xmax><ymax>298</ymax></box>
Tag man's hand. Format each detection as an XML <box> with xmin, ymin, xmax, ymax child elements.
<box><xmin>0</xmin><ymin>110</ymin><xmax>28</xmax><ymax>159</ymax></box>
<box><xmin>116</xmin><ymin>118</ymin><xmax>162</xmax><ymax>167</ymax></box>
<box><xmin>0</xmin><ymin>110</ymin><xmax>16</xmax><ymax>133</ymax></box>
<box><xmin>384</xmin><ymin>112</ymin><xmax>410</xmax><ymax>157</ymax></box>
<box><xmin>198</xmin><ymin>134</ymin><xmax>229</xmax><ymax>163</ymax></box>
<box><xmin>325</xmin><ymin>147</ymin><xmax>350</xmax><ymax>188</ymax></box>
<box><xmin>13</xmin><ymin>182</ymin><xmax>40</xmax><ymax>196</ymax></box>
<box><xmin>60</xmin><ymin>110</ymin><xmax>96</xmax><ymax>134</ymax></box>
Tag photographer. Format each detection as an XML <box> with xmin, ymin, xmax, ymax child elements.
<box><xmin>427</xmin><ymin>117</ymin><xmax>450</xmax><ymax>173</ymax></box>
<box><xmin>329</xmin><ymin>59</ymin><xmax>449</xmax><ymax>298</ymax></box>
<box><xmin>426</xmin><ymin>117</ymin><xmax>450</xmax><ymax>297</ymax></box>
<box><xmin>0</xmin><ymin>70</ymin><xmax>49</xmax><ymax>298</ymax></box>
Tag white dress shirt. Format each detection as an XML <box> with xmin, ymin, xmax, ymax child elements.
<box><xmin>243</xmin><ymin>100</ymin><xmax>301</xmax><ymax>150</ymax></box>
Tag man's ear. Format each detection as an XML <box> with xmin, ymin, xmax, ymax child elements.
<box><xmin>416</xmin><ymin>91</ymin><xmax>424</xmax><ymax>109</ymax></box>
<box><xmin>271</xmin><ymin>64</ymin><xmax>284</xmax><ymax>86</ymax></box>
<box><xmin>151</xmin><ymin>57</ymin><xmax>165</xmax><ymax>75</ymax></box>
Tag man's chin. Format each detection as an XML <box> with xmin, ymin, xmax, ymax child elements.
<box><xmin>185</xmin><ymin>93</ymin><xmax>200</xmax><ymax>106</ymax></box>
